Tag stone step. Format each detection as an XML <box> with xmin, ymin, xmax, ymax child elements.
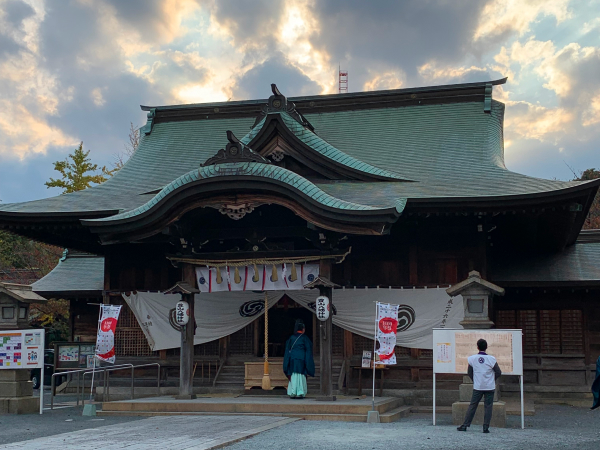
<box><xmin>533</xmin><ymin>398</ymin><xmax>592</xmax><ymax>407</ymax></box>
<box><xmin>380</xmin><ymin>405</ymin><xmax>412</xmax><ymax>423</ymax></box>
<box><xmin>97</xmin><ymin>410</ymin><xmax>370</xmax><ymax>422</ymax></box>
<box><xmin>101</xmin><ymin>396</ymin><xmax>402</xmax><ymax>416</ymax></box>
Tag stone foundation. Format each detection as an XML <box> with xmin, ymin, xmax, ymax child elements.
<box><xmin>452</xmin><ymin>401</ymin><xmax>506</xmax><ymax>428</ymax></box>
<box><xmin>0</xmin><ymin>370</ymin><xmax>39</xmax><ymax>414</ymax></box>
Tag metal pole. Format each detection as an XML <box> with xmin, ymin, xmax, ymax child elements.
<box><xmin>39</xmin><ymin>330</ymin><xmax>45</xmax><ymax>415</ymax></box>
<box><xmin>371</xmin><ymin>302</ymin><xmax>378</xmax><ymax>411</ymax></box>
<box><xmin>76</xmin><ymin>371</ymin><xmax>80</xmax><ymax>407</ymax></box>
<box><xmin>50</xmin><ymin>374</ymin><xmax>55</xmax><ymax>410</ymax></box>
<box><xmin>157</xmin><ymin>364</ymin><xmax>161</xmax><ymax>397</ymax></box>
<box><xmin>520</xmin><ymin>375</ymin><xmax>525</xmax><ymax>429</ymax></box>
<box><xmin>131</xmin><ymin>366</ymin><xmax>135</xmax><ymax>400</ymax></box>
<box><xmin>433</xmin><ymin>372</ymin><xmax>436</xmax><ymax>425</ymax></box>
<box><xmin>90</xmin><ymin>305</ymin><xmax>102</xmax><ymax>402</ymax></box>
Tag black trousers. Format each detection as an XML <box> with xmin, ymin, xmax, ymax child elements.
<box><xmin>462</xmin><ymin>389</ymin><xmax>495</xmax><ymax>427</ymax></box>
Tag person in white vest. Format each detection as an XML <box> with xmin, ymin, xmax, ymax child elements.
<box><xmin>457</xmin><ymin>338</ymin><xmax>502</xmax><ymax>433</ymax></box>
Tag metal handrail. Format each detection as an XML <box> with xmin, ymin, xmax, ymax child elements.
<box><xmin>50</xmin><ymin>364</ymin><xmax>133</xmax><ymax>410</ymax></box>
<box><xmin>82</xmin><ymin>363</ymin><xmax>161</xmax><ymax>406</ymax></box>
<box><xmin>49</xmin><ymin>363</ymin><xmax>161</xmax><ymax>410</ymax></box>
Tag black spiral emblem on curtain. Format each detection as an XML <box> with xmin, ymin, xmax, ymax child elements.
<box><xmin>239</xmin><ymin>300</ymin><xmax>265</xmax><ymax>317</ymax></box>
<box><xmin>168</xmin><ymin>308</ymin><xmax>183</xmax><ymax>332</ymax></box>
<box><xmin>397</xmin><ymin>305</ymin><xmax>416</xmax><ymax>331</ymax></box>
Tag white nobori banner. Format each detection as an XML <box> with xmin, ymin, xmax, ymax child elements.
<box><xmin>375</xmin><ymin>303</ymin><xmax>400</xmax><ymax>365</ymax></box>
<box><xmin>95</xmin><ymin>305</ymin><xmax>122</xmax><ymax>363</ymax></box>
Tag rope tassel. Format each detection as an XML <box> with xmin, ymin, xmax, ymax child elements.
<box><xmin>252</xmin><ymin>264</ymin><xmax>259</xmax><ymax>282</ymax></box>
<box><xmin>234</xmin><ymin>266</ymin><xmax>241</xmax><ymax>284</ymax></box>
<box><xmin>271</xmin><ymin>264</ymin><xmax>278</xmax><ymax>282</ymax></box>
<box><xmin>290</xmin><ymin>263</ymin><xmax>298</xmax><ymax>282</ymax></box>
<box><xmin>215</xmin><ymin>266</ymin><xmax>222</xmax><ymax>284</ymax></box>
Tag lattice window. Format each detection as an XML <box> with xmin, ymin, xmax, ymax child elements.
<box><xmin>496</xmin><ymin>310</ymin><xmax>516</xmax><ymax>329</ymax></box>
<box><xmin>111</xmin><ymin>299</ymin><xmax>154</xmax><ymax>357</ymax></box>
<box><xmin>194</xmin><ymin>340</ymin><xmax>219</xmax><ymax>356</ymax></box>
<box><xmin>229</xmin><ymin>324</ymin><xmax>254</xmax><ymax>355</ymax></box>
<box><xmin>560</xmin><ymin>310</ymin><xmax>584</xmax><ymax>354</ymax></box>
<box><xmin>539</xmin><ymin>310</ymin><xmax>561</xmax><ymax>354</ymax></box>
<box><xmin>497</xmin><ymin>309</ymin><xmax>584</xmax><ymax>355</ymax></box>
<box><xmin>518</xmin><ymin>310</ymin><xmax>539</xmax><ymax>354</ymax></box>
<box><xmin>332</xmin><ymin>324</ymin><xmax>344</xmax><ymax>356</ymax></box>
<box><xmin>353</xmin><ymin>334</ymin><xmax>374</xmax><ymax>354</ymax></box>
<box><xmin>115</xmin><ymin>329</ymin><xmax>154</xmax><ymax>356</ymax></box>
<box><xmin>395</xmin><ymin>346</ymin><xmax>410</xmax><ymax>358</ymax></box>
<box><xmin>420</xmin><ymin>349</ymin><xmax>433</xmax><ymax>359</ymax></box>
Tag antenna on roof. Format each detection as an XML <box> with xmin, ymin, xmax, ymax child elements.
<box><xmin>339</xmin><ymin>65</ymin><xmax>348</xmax><ymax>94</ymax></box>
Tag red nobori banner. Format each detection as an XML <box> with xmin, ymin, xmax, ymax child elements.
<box><xmin>376</xmin><ymin>303</ymin><xmax>399</xmax><ymax>365</ymax></box>
<box><xmin>95</xmin><ymin>305</ymin><xmax>122</xmax><ymax>363</ymax></box>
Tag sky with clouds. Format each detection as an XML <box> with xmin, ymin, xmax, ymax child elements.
<box><xmin>0</xmin><ymin>0</ymin><xmax>599</xmax><ymax>204</ymax></box>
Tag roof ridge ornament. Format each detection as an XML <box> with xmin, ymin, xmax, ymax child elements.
<box><xmin>201</xmin><ymin>131</ymin><xmax>270</xmax><ymax>166</ymax></box>
<box><xmin>252</xmin><ymin>84</ymin><xmax>314</xmax><ymax>131</ymax></box>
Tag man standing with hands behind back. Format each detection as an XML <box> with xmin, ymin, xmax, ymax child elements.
<box><xmin>457</xmin><ymin>339</ymin><xmax>502</xmax><ymax>433</ymax></box>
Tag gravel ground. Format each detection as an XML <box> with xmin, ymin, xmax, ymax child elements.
<box><xmin>225</xmin><ymin>405</ymin><xmax>600</xmax><ymax>450</ymax></box>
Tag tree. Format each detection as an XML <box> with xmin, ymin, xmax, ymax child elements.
<box><xmin>575</xmin><ymin>168</ymin><xmax>600</xmax><ymax>229</ymax></box>
<box><xmin>0</xmin><ymin>231</ymin><xmax>68</xmax><ymax>343</ymax></box>
<box><xmin>45</xmin><ymin>142</ymin><xmax>113</xmax><ymax>193</ymax></box>
<box><xmin>112</xmin><ymin>122</ymin><xmax>140</xmax><ymax>170</ymax></box>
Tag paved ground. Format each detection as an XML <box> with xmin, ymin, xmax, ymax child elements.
<box><xmin>0</xmin><ymin>414</ymin><xmax>296</xmax><ymax>450</ymax></box>
<box><xmin>225</xmin><ymin>405</ymin><xmax>600</xmax><ymax>450</ymax></box>
<box><xmin>2</xmin><ymin>396</ymin><xmax>599</xmax><ymax>450</ymax></box>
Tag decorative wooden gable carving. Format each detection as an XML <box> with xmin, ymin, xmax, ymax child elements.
<box><xmin>202</xmin><ymin>131</ymin><xmax>270</xmax><ymax>166</ymax></box>
<box><xmin>246</xmin><ymin>84</ymin><xmax>409</xmax><ymax>182</ymax></box>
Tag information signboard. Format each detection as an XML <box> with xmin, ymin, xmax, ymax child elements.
<box><xmin>0</xmin><ymin>329</ymin><xmax>44</xmax><ymax>370</ymax></box>
<box><xmin>432</xmin><ymin>328</ymin><xmax>523</xmax><ymax>376</ymax></box>
<box><xmin>431</xmin><ymin>328</ymin><xmax>525</xmax><ymax>429</ymax></box>
<box><xmin>0</xmin><ymin>329</ymin><xmax>45</xmax><ymax>415</ymax></box>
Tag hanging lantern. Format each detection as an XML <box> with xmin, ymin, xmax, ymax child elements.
<box><xmin>175</xmin><ymin>301</ymin><xmax>190</xmax><ymax>325</ymax></box>
<box><xmin>315</xmin><ymin>296</ymin><xmax>330</xmax><ymax>322</ymax></box>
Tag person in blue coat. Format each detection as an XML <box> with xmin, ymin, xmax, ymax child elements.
<box><xmin>592</xmin><ymin>355</ymin><xmax>600</xmax><ymax>410</ymax></box>
<box><xmin>283</xmin><ymin>319</ymin><xmax>315</xmax><ymax>399</ymax></box>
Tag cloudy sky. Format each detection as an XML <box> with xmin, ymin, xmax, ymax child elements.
<box><xmin>0</xmin><ymin>0</ymin><xmax>599</xmax><ymax>204</ymax></box>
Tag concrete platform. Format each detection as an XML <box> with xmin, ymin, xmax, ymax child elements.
<box><xmin>99</xmin><ymin>395</ymin><xmax>406</xmax><ymax>422</ymax></box>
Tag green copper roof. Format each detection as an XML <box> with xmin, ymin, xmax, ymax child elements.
<box><xmin>89</xmin><ymin>162</ymin><xmax>407</xmax><ymax>224</ymax></box>
<box><xmin>0</xmin><ymin>95</ymin><xmax>593</xmax><ymax>217</ymax></box>
<box><xmin>241</xmin><ymin>112</ymin><xmax>406</xmax><ymax>181</ymax></box>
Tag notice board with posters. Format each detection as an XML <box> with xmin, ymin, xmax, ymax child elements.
<box><xmin>0</xmin><ymin>329</ymin><xmax>44</xmax><ymax>370</ymax></box>
<box><xmin>54</xmin><ymin>342</ymin><xmax>96</xmax><ymax>370</ymax></box>
<box><xmin>432</xmin><ymin>329</ymin><xmax>523</xmax><ymax>376</ymax></box>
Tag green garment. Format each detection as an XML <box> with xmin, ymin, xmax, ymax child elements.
<box><xmin>287</xmin><ymin>373</ymin><xmax>307</xmax><ymax>398</ymax></box>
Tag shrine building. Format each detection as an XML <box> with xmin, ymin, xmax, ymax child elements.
<box><xmin>2</xmin><ymin>78</ymin><xmax>600</xmax><ymax>400</ymax></box>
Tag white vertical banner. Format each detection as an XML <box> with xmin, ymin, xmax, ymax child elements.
<box><xmin>95</xmin><ymin>305</ymin><xmax>122</xmax><ymax>363</ymax></box>
<box><xmin>376</xmin><ymin>303</ymin><xmax>400</xmax><ymax>365</ymax></box>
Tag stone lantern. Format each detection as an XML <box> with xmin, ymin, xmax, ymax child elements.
<box><xmin>0</xmin><ymin>282</ymin><xmax>47</xmax><ymax>414</ymax></box>
<box><xmin>446</xmin><ymin>270</ymin><xmax>504</xmax><ymax>329</ymax></box>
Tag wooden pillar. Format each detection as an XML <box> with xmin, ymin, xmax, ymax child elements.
<box><xmin>409</xmin><ymin>244</ymin><xmax>418</xmax><ymax>286</ymax></box>
<box><xmin>102</xmin><ymin>253</ymin><xmax>111</xmax><ymax>305</ymax></box>
<box><xmin>318</xmin><ymin>259</ymin><xmax>334</xmax><ymax>400</ymax></box>
<box><xmin>319</xmin><ymin>285</ymin><xmax>334</xmax><ymax>399</ymax></box>
<box><xmin>178</xmin><ymin>264</ymin><xmax>197</xmax><ymax>399</ymax></box>
<box><xmin>343</xmin><ymin>330</ymin><xmax>353</xmax><ymax>394</ymax></box>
